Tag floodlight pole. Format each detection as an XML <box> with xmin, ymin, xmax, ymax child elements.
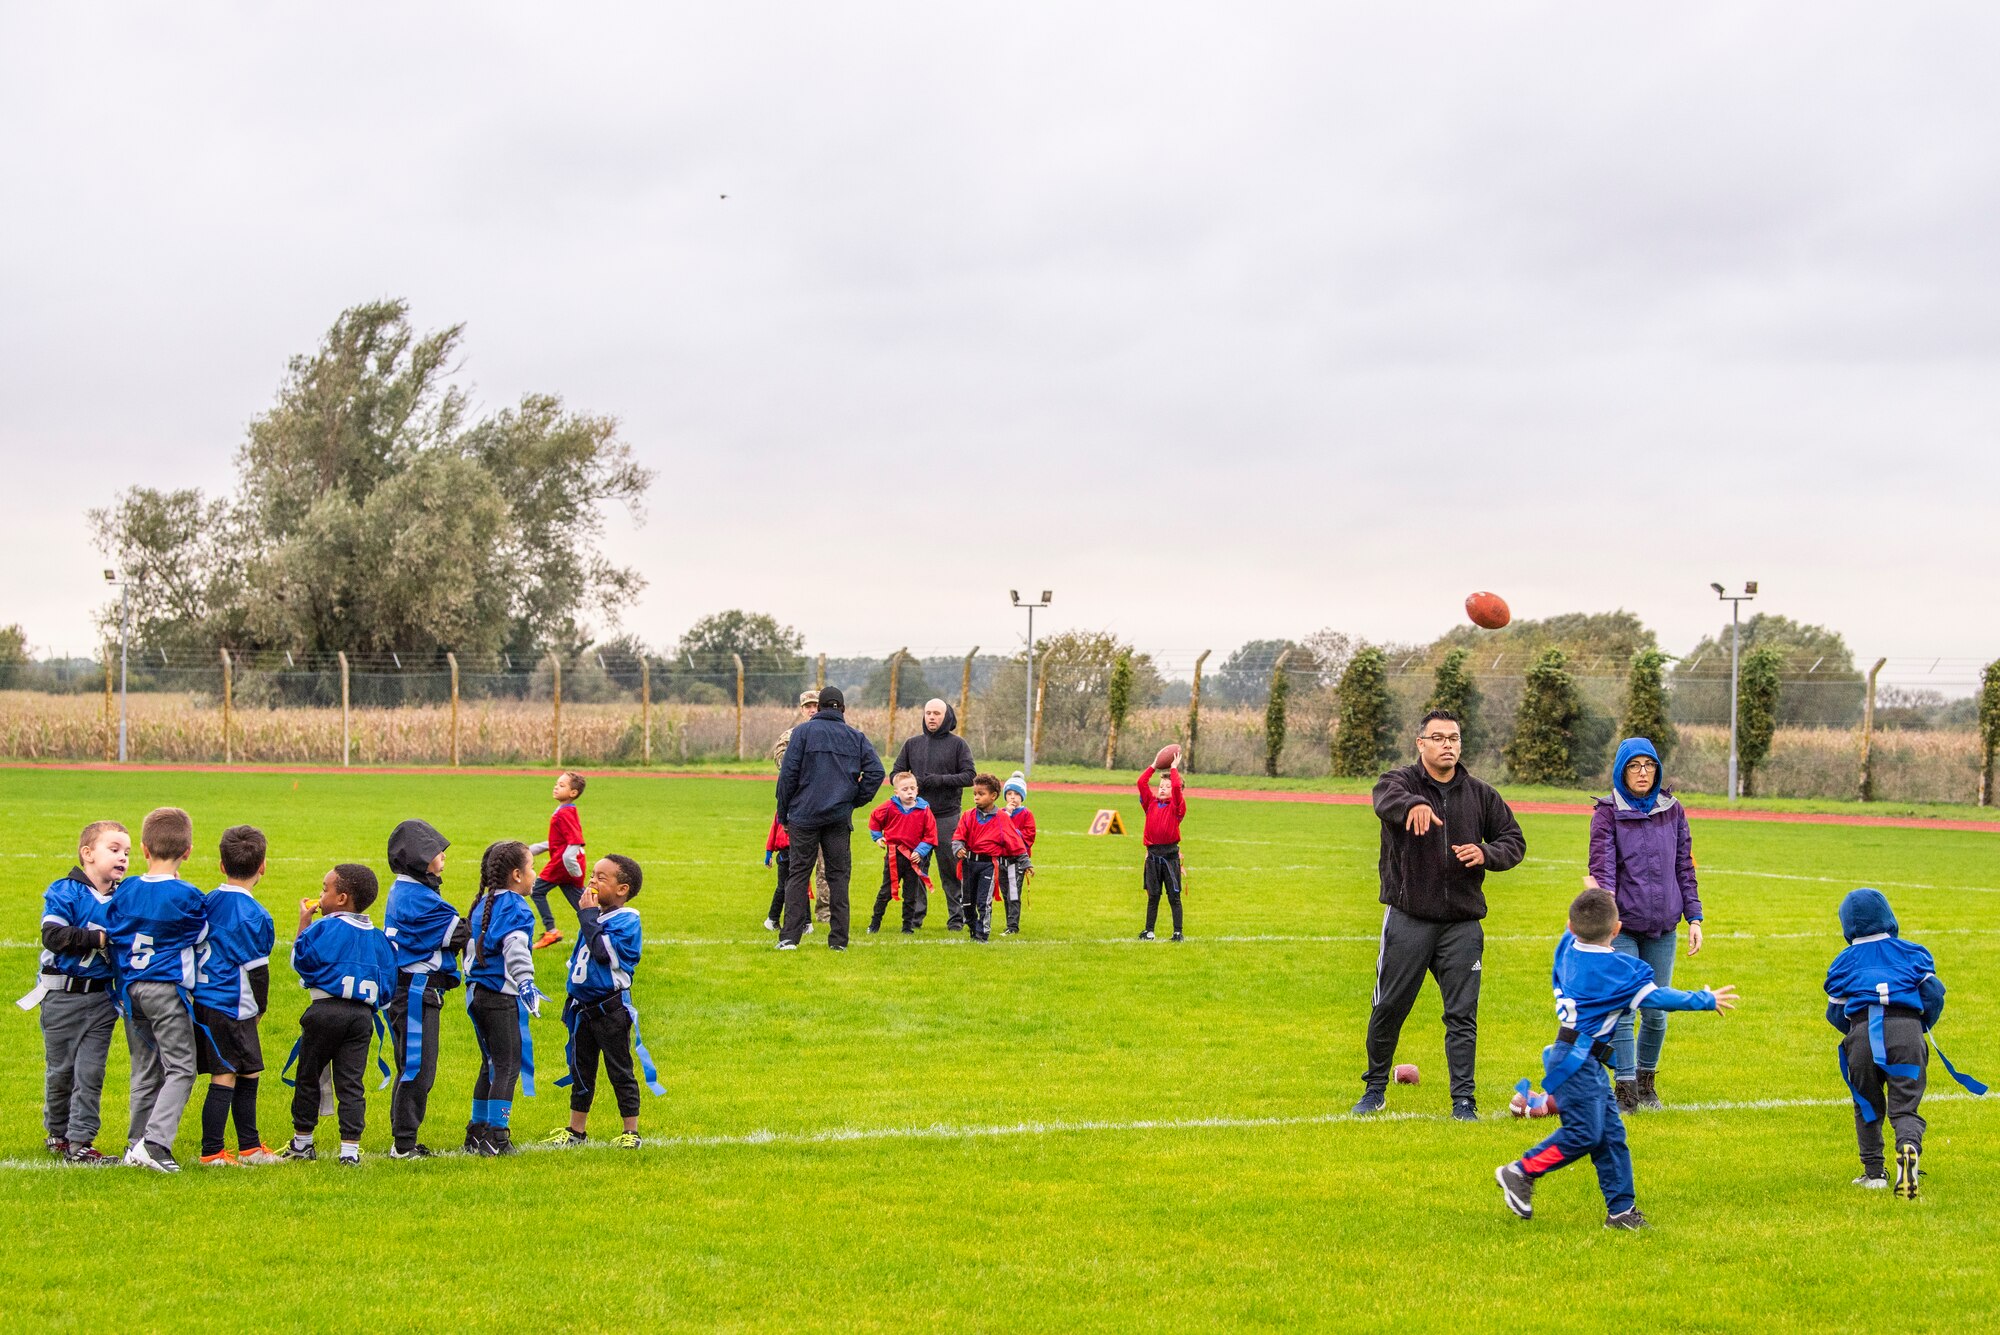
<box><xmin>1011</xmin><ymin>590</ymin><xmax>1052</xmax><ymax>777</ymax></box>
<box><xmin>1712</xmin><ymin>581</ymin><xmax>1757</xmax><ymax>802</ymax></box>
<box><xmin>104</xmin><ymin>571</ymin><xmax>142</xmax><ymax>763</ymax></box>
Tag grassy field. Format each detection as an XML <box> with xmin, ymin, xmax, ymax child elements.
<box><xmin>2</xmin><ymin>768</ymin><xmax>1996</xmax><ymax>1333</ymax></box>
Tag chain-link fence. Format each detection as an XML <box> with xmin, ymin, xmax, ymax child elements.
<box><xmin>1</xmin><ymin>646</ymin><xmax>1989</xmax><ymax>805</ymax></box>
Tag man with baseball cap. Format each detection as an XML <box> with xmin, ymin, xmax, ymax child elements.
<box><xmin>773</xmin><ymin>686</ymin><xmax>886</xmax><ymax>950</ymax></box>
<box><xmin>773</xmin><ymin>690</ymin><xmax>832</xmax><ymax>926</ymax></box>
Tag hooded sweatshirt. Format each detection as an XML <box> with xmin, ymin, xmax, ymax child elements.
<box><xmin>1586</xmin><ymin>737</ymin><xmax>1702</xmax><ymax>937</ymax></box>
<box><xmin>383</xmin><ymin>820</ymin><xmax>467</xmax><ymax>983</ymax></box>
<box><xmin>1824</xmin><ymin>888</ymin><xmax>1945</xmax><ymax>1030</ymax></box>
<box><xmin>1370</xmin><ymin>762</ymin><xmax>1526</xmax><ymax>922</ymax></box>
<box><xmin>893</xmin><ymin>704</ymin><xmax>977</xmax><ymax>821</ymax></box>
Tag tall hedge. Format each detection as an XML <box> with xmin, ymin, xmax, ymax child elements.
<box><xmin>1263</xmin><ymin>654</ymin><xmax>1290</xmax><ymax>778</ymax></box>
<box><xmin>1621</xmin><ymin>648</ymin><xmax>1677</xmax><ymax>768</ymax></box>
<box><xmin>1736</xmin><ymin>646</ymin><xmax>1784</xmax><ymax>796</ymax></box>
<box><xmin>1425</xmin><ymin>647</ymin><xmax>1483</xmax><ymax>756</ymax></box>
<box><xmin>1104</xmin><ymin>649</ymin><xmax>1134</xmax><ymax>769</ymax></box>
<box><xmin>1332</xmin><ymin>646</ymin><xmax>1396</xmax><ymax>777</ymax></box>
<box><xmin>1978</xmin><ymin>659</ymin><xmax>1999</xmax><ymax>806</ymax></box>
<box><xmin>1505</xmin><ymin>648</ymin><xmax>1582</xmax><ymax>785</ymax></box>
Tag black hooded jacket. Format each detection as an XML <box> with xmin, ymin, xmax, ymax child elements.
<box><xmin>388</xmin><ymin>820</ymin><xmax>451</xmax><ymax>889</ymax></box>
<box><xmin>893</xmin><ymin>704</ymin><xmax>977</xmax><ymax>820</ymax></box>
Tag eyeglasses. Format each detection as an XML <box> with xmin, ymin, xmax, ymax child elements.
<box><xmin>1626</xmin><ymin>758</ymin><xmax>1658</xmax><ymax>771</ymax></box>
<box><xmin>1417</xmin><ymin>733</ymin><xmax>1461</xmax><ymax>746</ymax></box>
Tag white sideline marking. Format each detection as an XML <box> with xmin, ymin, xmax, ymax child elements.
<box><xmin>0</xmin><ymin>1093</ymin><xmax>1982</xmax><ymax>1174</ymax></box>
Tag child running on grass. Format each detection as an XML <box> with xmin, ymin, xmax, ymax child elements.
<box><xmin>531</xmin><ymin>771</ymin><xmax>588</xmax><ymax>949</ymax></box>
<box><xmin>545</xmin><ymin>855</ymin><xmax>663</xmax><ymax>1149</ymax></box>
<box><xmin>1824</xmin><ymin>887</ymin><xmax>1986</xmax><ymax>1198</ymax></box>
<box><xmin>194</xmin><ymin>825</ymin><xmax>279</xmax><ymax>1166</ymax></box>
<box><xmin>1136</xmin><ymin>753</ymin><xmax>1186</xmax><ymax>941</ymax></box>
<box><xmin>26</xmin><ymin>820</ymin><xmax>127</xmax><ymax>1165</ymax></box>
<box><xmin>1496</xmin><ymin>888</ymin><xmax>1736</xmax><ymax>1228</ymax></box>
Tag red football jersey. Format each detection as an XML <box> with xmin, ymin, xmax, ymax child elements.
<box><xmin>540</xmin><ymin>803</ymin><xmax>586</xmax><ymax>888</ymax></box>
<box><xmin>869</xmin><ymin>797</ymin><xmax>939</xmax><ymax>853</ymax></box>
<box><xmin>1004</xmin><ymin>805</ymin><xmax>1037</xmax><ymax>853</ymax></box>
<box><xmin>1137</xmin><ymin>766</ymin><xmax>1186</xmax><ymax>846</ymax></box>
<box><xmin>953</xmin><ymin>807</ymin><xmax>1028</xmax><ymax>858</ymax></box>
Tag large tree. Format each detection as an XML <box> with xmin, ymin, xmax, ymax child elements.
<box><xmin>90</xmin><ymin>300</ymin><xmax>653</xmax><ymax>661</ymax></box>
<box><xmin>1675</xmin><ymin>613</ymin><xmax>1861</xmax><ymax>727</ymax></box>
<box><xmin>674</xmin><ymin>610</ymin><xmax>808</xmax><ymax>704</ymax></box>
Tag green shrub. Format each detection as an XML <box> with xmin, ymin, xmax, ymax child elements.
<box><xmin>1331</xmin><ymin>646</ymin><xmax>1396</xmax><ymax>777</ymax></box>
<box><xmin>1505</xmin><ymin>648</ymin><xmax>1582</xmax><ymax>785</ymax></box>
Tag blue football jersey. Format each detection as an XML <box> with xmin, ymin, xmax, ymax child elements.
<box><xmin>1825</xmin><ymin>934</ymin><xmax>1939</xmax><ymax>1018</ymax></box>
<box><xmin>109</xmin><ymin>874</ymin><xmax>207</xmax><ymax>986</ymax></box>
<box><xmin>465</xmin><ymin>892</ymin><xmax>536</xmax><ymax>993</ymax></box>
<box><xmin>290</xmin><ymin>912</ymin><xmax>398</xmax><ymax>1007</ymax></box>
<box><xmin>383</xmin><ymin>875</ymin><xmax>464</xmax><ymax>980</ymax></box>
<box><xmin>1550</xmin><ymin>932</ymin><xmax>1659</xmax><ymax>1040</ymax></box>
<box><xmin>566</xmin><ymin>906</ymin><xmax>643</xmax><ymax>1003</ymax></box>
<box><xmin>194</xmin><ymin>885</ymin><xmax>276</xmax><ymax>1018</ymax></box>
<box><xmin>39</xmin><ymin>873</ymin><xmax>117</xmax><ymax>981</ymax></box>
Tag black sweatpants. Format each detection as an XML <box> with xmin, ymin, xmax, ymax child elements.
<box><xmin>388</xmin><ymin>977</ymin><xmax>445</xmax><ymax>1151</ymax></box>
<box><xmin>933</xmin><ymin>808</ymin><xmax>965</xmax><ymax>928</ymax></box>
<box><xmin>531</xmin><ymin>878</ymin><xmax>583</xmax><ymax>932</ymax></box>
<box><xmin>870</xmin><ymin>851</ymin><xmax>929</xmax><ymax>931</ymax></box>
<box><xmin>567</xmin><ymin>1000</ymin><xmax>642</xmax><ymax>1119</ymax></box>
<box><xmin>291</xmin><ymin>998</ymin><xmax>374</xmax><ymax>1141</ymax></box>
<box><xmin>1364</xmin><ymin>905</ymin><xmax>1484</xmax><ymax>1100</ymax></box>
<box><xmin>768</xmin><ymin>851</ymin><xmax>790</xmax><ymax>923</ymax></box>
<box><xmin>1144</xmin><ymin>844</ymin><xmax>1183</xmax><ymax>934</ymax></box>
<box><xmin>1844</xmin><ymin>1009</ymin><xmax>1929</xmax><ymax>1174</ymax></box>
<box><xmin>783</xmin><ymin>821</ymin><xmax>852</xmax><ymax>948</ymax></box>
<box><xmin>469</xmin><ymin>984</ymin><xmax>523</xmax><ymax>1107</ymax></box>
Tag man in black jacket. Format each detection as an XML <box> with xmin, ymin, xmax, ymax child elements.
<box><xmin>892</xmin><ymin>699</ymin><xmax>976</xmax><ymax>930</ymax></box>
<box><xmin>774</xmin><ymin>687</ymin><xmax>886</xmax><ymax>950</ymax></box>
<box><xmin>1355</xmin><ymin>709</ymin><xmax>1525</xmax><ymax>1120</ymax></box>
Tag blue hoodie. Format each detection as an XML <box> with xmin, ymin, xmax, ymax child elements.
<box><xmin>1610</xmin><ymin>737</ymin><xmax>1663</xmax><ymax>813</ymax></box>
<box><xmin>1823</xmin><ymin>888</ymin><xmax>1945</xmax><ymax>1030</ymax></box>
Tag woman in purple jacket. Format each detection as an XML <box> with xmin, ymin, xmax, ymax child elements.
<box><xmin>1585</xmin><ymin>736</ymin><xmax>1704</xmax><ymax>1113</ymax></box>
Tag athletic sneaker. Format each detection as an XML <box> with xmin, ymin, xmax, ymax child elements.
<box><xmin>279</xmin><ymin>1141</ymin><xmax>317</xmax><ymax>1162</ymax></box>
<box><xmin>387</xmin><ymin>1144</ymin><xmax>435</xmax><ymax>1161</ymax></box>
<box><xmin>464</xmin><ymin>1123</ymin><xmax>493</xmax><ymax>1155</ymax></box>
<box><xmin>1171</xmin><ymin>932</ymin><xmax>1184</xmax><ymax>942</ymax></box>
<box><xmin>1138</xmin><ymin>930</ymin><xmax>1156</xmax><ymax>941</ymax></box>
<box><xmin>337</xmin><ymin>1150</ymin><xmax>362</xmax><ymax>1167</ymax></box>
<box><xmin>1495</xmin><ymin>1163</ymin><xmax>1534</xmax><ymax>1219</ymax></box>
<box><xmin>45</xmin><ymin>1137</ymin><xmax>69</xmax><ymax>1158</ymax></box>
<box><xmin>614</xmin><ymin>1132</ymin><xmax>642</xmax><ymax>1150</ymax></box>
<box><xmin>763</xmin><ymin>917</ymin><xmax>778</xmax><ymax>931</ymax></box>
<box><xmin>125</xmin><ymin>1141</ymin><xmax>180</xmax><ymax>1173</ymax></box>
<box><xmin>1604</xmin><ymin>1209</ymin><xmax>1650</xmax><ymax>1230</ymax></box>
<box><xmin>901</xmin><ymin>926</ymin><xmax>915</xmax><ymax>934</ymax></box>
<box><xmin>533</xmin><ymin>929</ymin><xmax>564</xmax><ymax>951</ymax></box>
<box><xmin>1852</xmin><ymin>1173</ymin><xmax>1889</xmax><ymax>1189</ymax></box>
<box><xmin>867</xmin><ymin>924</ymin><xmax>880</xmax><ymax>934</ymax></box>
<box><xmin>198</xmin><ymin>1149</ymin><xmax>241</xmax><ymax>1167</ymax></box>
<box><xmin>1451</xmin><ymin>1097</ymin><xmax>1480</xmax><ymax>1122</ymax></box>
<box><xmin>776</xmin><ymin>940</ymin><xmax>798</xmax><ymax>951</ymax></box>
<box><xmin>64</xmin><ymin>1144</ymin><xmax>113</xmax><ymax>1166</ymax></box>
<box><xmin>1895</xmin><ymin>1144</ymin><xmax>1921</xmax><ymax>1200</ymax></box>
<box><xmin>488</xmin><ymin>1128</ymin><xmax>518</xmax><ymax>1156</ymax></box>
<box><xmin>1351</xmin><ymin>1088</ymin><xmax>1386</xmax><ymax>1115</ymax></box>
<box><xmin>542</xmin><ymin>1127</ymin><xmax>587</xmax><ymax>1148</ymax></box>
<box><xmin>1003</xmin><ymin>927</ymin><xmax>1019</xmax><ymax>935</ymax></box>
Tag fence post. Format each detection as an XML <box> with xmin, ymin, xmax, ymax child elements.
<box><xmin>447</xmin><ymin>652</ymin><xmax>460</xmax><ymax>767</ymax></box>
<box><xmin>1858</xmin><ymin>657</ymin><xmax>1886</xmax><ymax>801</ymax></box>
<box><xmin>733</xmin><ymin>653</ymin><xmax>746</xmax><ymax>760</ymax></box>
<box><xmin>338</xmin><ymin>652</ymin><xmax>351</xmax><ymax>767</ymax></box>
<box><xmin>641</xmin><ymin>656</ymin><xmax>652</xmax><ymax>765</ymax></box>
<box><xmin>958</xmin><ymin>645</ymin><xmax>979</xmax><ymax>733</ymax></box>
<box><xmin>885</xmin><ymin>648</ymin><xmax>907</xmax><ymax>754</ymax></box>
<box><xmin>816</xmin><ymin>652</ymin><xmax>826</xmax><ymax>693</ymax></box>
<box><xmin>551</xmin><ymin>654</ymin><xmax>563</xmax><ymax>766</ymax></box>
<box><xmin>102</xmin><ymin>646</ymin><xmax>114</xmax><ymax>762</ymax></box>
<box><xmin>1186</xmin><ymin>649</ymin><xmax>1211</xmax><ymax>773</ymax></box>
<box><xmin>220</xmin><ymin>648</ymin><xmax>233</xmax><ymax>764</ymax></box>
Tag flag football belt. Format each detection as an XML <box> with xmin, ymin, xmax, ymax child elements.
<box><xmin>1540</xmin><ymin>1028</ymin><xmax>1615</xmax><ymax>1093</ymax></box>
<box><xmin>1835</xmin><ymin>1001</ymin><xmax>1989</xmax><ymax>1123</ymax></box>
<box><xmin>279</xmin><ymin>1004</ymin><xmax>393</xmax><ymax>1090</ymax></box>
<box><xmin>554</xmin><ymin>993</ymin><xmax>666</xmax><ymax>1098</ymax></box>
<box><xmin>40</xmin><ymin>974</ymin><xmax>112</xmax><ymax>994</ymax></box>
<box><xmin>467</xmin><ymin>982</ymin><xmax>537</xmax><ymax>1099</ymax></box>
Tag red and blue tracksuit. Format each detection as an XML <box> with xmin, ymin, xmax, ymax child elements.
<box><xmin>952</xmin><ymin>808</ymin><xmax>1027</xmax><ymax>941</ymax></box>
<box><xmin>868</xmin><ymin>797</ymin><xmax>938</xmax><ymax>931</ymax></box>
<box><xmin>1514</xmin><ymin>932</ymin><xmax>1717</xmax><ymax>1215</ymax></box>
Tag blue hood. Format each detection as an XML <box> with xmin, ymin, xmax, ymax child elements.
<box><xmin>1838</xmin><ymin>888</ymin><xmax>1898</xmax><ymax>941</ymax></box>
<box><xmin>1611</xmin><ymin>737</ymin><xmax>1664</xmax><ymax>813</ymax></box>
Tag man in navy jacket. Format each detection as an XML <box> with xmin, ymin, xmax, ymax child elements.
<box><xmin>774</xmin><ymin>687</ymin><xmax>886</xmax><ymax>950</ymax></box>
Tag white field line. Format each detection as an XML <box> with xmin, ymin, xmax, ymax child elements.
<box><xmin>0</xmin><ymin>1092</ymin><xmax>1984</xmax><ymax>1174</ymax></box>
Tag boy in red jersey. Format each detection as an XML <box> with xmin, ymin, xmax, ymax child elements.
<box><xmin>998</xmin><ymin>772</ymin><xmax>1037</xmax><ymax>934</ymax></box>
<box><xmin>1137</xmin><ymin>759</ymin><xmax>1187</xmax><ymax>941</ymax></box>
<box><xmin>867</xmin><ymin>772</ymin><xmax>939</xmax><ymax>934</ymax></box>
<box><xmin>950</xmin><ymin>775</ymin><xmax>1028</xmax><ymax>942</ymax></box>
<box><xmin>530</xmin><ymin>771</ymin><xmax>587</xmax><ymax>949</ymax></box>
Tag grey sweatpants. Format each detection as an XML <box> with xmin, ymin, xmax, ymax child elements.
<box><xmin>1363</xmin><ymin>905</ymin><xmax>1484</xmax><ymax>1100</ymax></box>
<box><xmin>1845</xmin><ymin>1010</ymin><xmax>1929</xmax><ymax>1173</ymax></box>
<box><xmin>125</xmin><ymin>981</ymin><xmax>198</xmax><ymax>1150</ymax></box>
<box><xmin>41</xmin><ymin>988</ymin><xmax>118</xmax><ymax>1143</ymax></box>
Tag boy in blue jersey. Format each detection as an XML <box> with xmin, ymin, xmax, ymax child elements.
<box><xmin>1496</xmin><ymin>889</ymin><xmax>1737</xmax><ymax>1228</ymax></box>
<box><xmin>108</xmin><ymin>807</ymin><xmax>209</xmax><ymax>1173</ymax></box>
<box><xmin>194</xmin><ymin>826</ymin><xmax>279</xmax><ymax>1166</ymax></box>
<box><xmin>545</xmin><ymin>855</ymin><xmax>660</xmax><ymax>1149</ymax></box>
<box><xmin>463</xmin><ymin>841</ymin><xmax>546</xmax><ymax>1156</ymax></box>
<box><xmin>381</xmin><ymin>819</ymin><xmax>468</xmax><ymax>1159</ymax></box>
<box><xmin>1824</xmin><ymin>887</ymin><xmax>1977</xmax><ymax>1199</ymax></box>
<box><xmin>283</xmin><ymin>863</ymin><xmax>397</xmax><ymax>1165</ymax></box>
<box><xmin>23</xmin><ymin>820</ymin><xmax>128</xmax><ymax>1165</ymax></box>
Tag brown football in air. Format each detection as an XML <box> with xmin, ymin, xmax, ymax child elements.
<box><xmin>1465</xmin><ymin>591</ymin><xmax>1511</xmax><ymax>630</ymax></box>
<box><xmin>1153</xmin><ymin>744</ymin><xmax>1182</xmax><ymax>770</ymax></box>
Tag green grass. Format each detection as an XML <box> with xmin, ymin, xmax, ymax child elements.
<box><xmin>2</xmin><ymin>769</ymin><xmax>1996</xmax><ymax>1333</ymax></box>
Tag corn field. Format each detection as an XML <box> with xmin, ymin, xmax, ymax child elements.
<box><xmin>0</xmin><ymin>690</ymin><xmax>1984</xmax><ymax>805</ymax></box>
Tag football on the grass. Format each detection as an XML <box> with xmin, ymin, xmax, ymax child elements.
<box><xmin>1465</xmin><ymin>591</ymin><xmax>1511</xmax><ymax>630</ymax></box>
<box><xmin>1153</xmin><ymin>744</ymin><xmax>1181</xmax><ymax>770</ymax></box>
<box><xmin>1393</xmin><ymin>1063</ymin><xmax>1420</xmax><ymax>1085</ymax></box>
<box><xmin>1509</xmin><ymin>1089</ymin><xmax>1558</xmax><ymax>1118</ymax></box>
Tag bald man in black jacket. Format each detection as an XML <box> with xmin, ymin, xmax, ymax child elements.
<box><xmin>893</xmin><ymin>699</ymin><xmax>976</xmax><ymax>930</ymax></box>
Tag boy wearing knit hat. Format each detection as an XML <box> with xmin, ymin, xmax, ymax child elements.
<box><xmin>999</xmin><ymin>772</ymin><xmax>1038</xmax><ymax>934</ymax></box>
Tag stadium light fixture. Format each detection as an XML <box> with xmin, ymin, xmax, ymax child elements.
<box><xmin>1012</xmin><ymin>590</ymin><xmax>1053</xmax><ymax>777</ymax></box>
<box><xmin>1712</xmin><ymin>580</ymin><xmax>1759</xmax><ymax>801</ymax></box>
<box><xmin>103</xmin><ymin>567</ymin><xmax>148</xmax><ymax>763</ymax></box>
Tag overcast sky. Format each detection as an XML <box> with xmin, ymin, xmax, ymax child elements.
<box><xmin>3</xmin><ymin>3</ymin><xmax>1994</xmax><ymax>687</ymax></box>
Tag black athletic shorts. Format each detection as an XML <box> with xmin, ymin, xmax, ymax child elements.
<box><xmin>194</xmin><ymin>1004</ymin><xmax>266</xmax><ymax>1076</ymax></box>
